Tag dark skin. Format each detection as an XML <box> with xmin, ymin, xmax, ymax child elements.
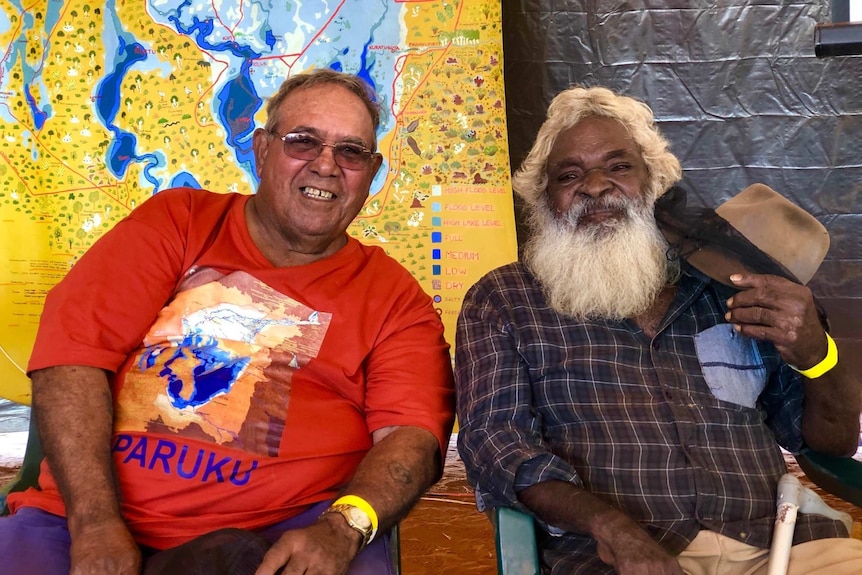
<box><xmin>32</xmin><ymin>366</ymin><xmax>141</xmax><ymax>575</ymax></box>
<box><xmin>33</xmin><ymin>367</ymin><xmax>441</xmax><ymax>575</ymax></box>
<box><xmin>255</xmin><ymin>427</ymin><xmax>440</xmax><ymax>575</ymax></box>
<box><xmin>517</xmin><ymin>117</ymin><xmax>861</xmax><ymax>574</ymax></box>
<box><xmin>31</xmin><ymin>81</ymin><xmax>443</xmax><ymax>575</ymax></box>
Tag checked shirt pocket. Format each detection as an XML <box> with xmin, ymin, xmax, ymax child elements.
<box><xmin>694</xmin><ymin>323</ymin><xmax>767</xmax><ymax>409</ymax></box>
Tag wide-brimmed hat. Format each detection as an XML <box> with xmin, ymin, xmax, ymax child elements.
<box><xmin>656</xmin><ymin>183</ymin><xmax>830</xmax><ymax>286</ymax></box>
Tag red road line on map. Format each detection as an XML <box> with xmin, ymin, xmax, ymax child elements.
<box><xmin>232</xmin><ymin>0</ymin><xmax>246</xmax><ymax>35</ymax></box>
<box><xmin>28</xmin><ymin>0</ymin><xmax>66</xmax><ymax>80</ymax></box>
<box><xmin>391</xmin><ymin>0</ymin><xmax>465</xmax><ymax>116</ymax></box>
<box><xmin>286</xmin><ymin>0</ymin><xmax>347</xmax><ymax>69</ymax></box>
<box><xmin>0</xmin><ymin>147</ymin><xmax>130</xmax><ymax>210</ymax></box>
<box><xmin>255</xmin><ymin>53</ymin><xmax>302</xmax><ymax>61</ymax></box>
<box><xmin>0</xmin><ymin>0</ymin><xmax>38</xmax><ymax>84</ymax></box>
<box><xmin>2</xmin><ymin>129</ymin><xmax>101</xmax><ymax>197</ymax></box>
<box><xmin>211</xmin><ymin>0</ymin><xmax>237</xmax><ymax>41</ymax></box>
<box><xmin>192</xmin><ymin>56</ymin><xmax>233</xmax><ymax>129</ymax></box>
<box><xmin>0</xmin><ymin>152</ymin><xmax>35</xmax><ymax>196</ymax></box>
<box><xmin>356</xmin><ymin>1</ymin><xmax>466</xmax><ymax>219</ymax></box>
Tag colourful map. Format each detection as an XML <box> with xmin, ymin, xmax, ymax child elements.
<box><xmin>119</xmin><ymin>270</ymin><xmax>330</xmax><ymax>456</ymax></box>
<box><xmin>0</xmin><ymin>0</ymin><xmax>518</xmax><ymax>404</ymax></box>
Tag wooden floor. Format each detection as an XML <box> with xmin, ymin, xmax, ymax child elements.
<box><xmin>398</xmin><ymin>446</ymin><xmax>862</xmax><ymax>575</ymax></box>
<box><xmin>2</xmin><ymin>447</ymin><xmax>860</xmax><ymax>575</ymax></box>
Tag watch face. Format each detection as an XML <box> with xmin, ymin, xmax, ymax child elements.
<box><xmin>346</xmin><ymin>506</ymin><xmax>372</xmax><ymax>529</ymax></box>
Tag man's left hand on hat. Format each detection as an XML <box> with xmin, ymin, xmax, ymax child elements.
<box><xmin>724</xmin><ymin>272</ymin><xmax>829</xmax><ymax>371</ymax></box>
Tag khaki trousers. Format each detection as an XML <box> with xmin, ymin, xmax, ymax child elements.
<box><xmin>677</xmin><ymin>530</ymin><xmax>862</xmax><ymax>575</ymax></box>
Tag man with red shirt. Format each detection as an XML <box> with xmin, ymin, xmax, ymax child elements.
<box><xmin>0</xmin><ymin>69</ymin><xmax>455</xmax><ymax>575</ymax></box>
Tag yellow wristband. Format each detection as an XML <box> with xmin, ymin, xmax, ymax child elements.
<box><xmin>333</xmin><ymin>495</ymin><xmax>379</xmax><ymax>540</ymax></box>
<box><xmin>791</xmin><ymin>332</ymin><xmax>838</xmax><ymax>379</ymax></box>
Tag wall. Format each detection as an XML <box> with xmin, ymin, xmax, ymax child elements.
<box><xmin>502</xmin><ymin>0</ymin><xmax>862</xmax><ymax>375</ymax></box>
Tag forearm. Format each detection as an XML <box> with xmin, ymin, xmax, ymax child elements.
<box><xmin>518</xmin><ymin>479</ymin><xmax>636</xmax><ymax>542</ymax></box>
<box><xmin>340</xmin><ymin>425</ymin><xmax>441</xmax><ymax>533</ymax></box>
<box><xmin>801</xmin><ymin>352</ymin><xmax>862</xmax><ymax>455</ymax></box>
<box><xmin>31</xmin><ymin>365</ymin><xmax>123</xmax><ymax>533</ymax></box>
<box><xmin>519</xmin><ymin>480</ymin><xmax>683</xmax><ymax>573</ymax></box>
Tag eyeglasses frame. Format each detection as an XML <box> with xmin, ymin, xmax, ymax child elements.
<box><xmin>269</xmin><ymin>130</ymin><xmax>381</xmax><ymax>171</ymax></box>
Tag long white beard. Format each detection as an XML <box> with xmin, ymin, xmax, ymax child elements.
<box><xmin>523</xmin><ymin>197</ymin><xmax>674</xmax><ymax>321</ymax></box>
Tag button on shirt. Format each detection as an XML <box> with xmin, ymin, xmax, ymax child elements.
<box><xmin>455</xmin><ymin>262</ymin><xmax>845</xmax><ymax>573</ymax></box>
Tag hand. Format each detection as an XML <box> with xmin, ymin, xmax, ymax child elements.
<box><xmin>594</xmin><ymin>514</ymin><xmax>684</xmax><ymax>575</ymax></box>
<box><xmin>725</xmin><ymin>273</ymin><xmax>827</xmax><ymax>369</ymax></box>
<box><xmin>254</xmin><ymin>513</ymin><xmax>362</xmax><ymax>575</ymax></box>
<box><xmin>69</xmin><ymin>518</ymin><xmax>141</xmax><ymax>575</ymax></box>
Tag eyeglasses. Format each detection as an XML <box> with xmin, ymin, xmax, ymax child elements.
<box><xmin>272</xmin><ymin>131</ymin><xmax>378</xmax><ymax>170</ymax></box>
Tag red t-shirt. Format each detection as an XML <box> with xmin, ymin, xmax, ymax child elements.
<box><xmin>12</xmin><ymin>188</ymin><xmax>455</xmax><ymax>549</ymax></box>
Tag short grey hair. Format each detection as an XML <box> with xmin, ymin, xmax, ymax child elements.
<box><xmin>512</xmin><ymin>86</ymin><xmax>682</xmax><ymax>207</ymax></box>
<box><xmin>264</xmin><ymin>69</ymin><xmax>382</xmax><ymax>149</ymax></box>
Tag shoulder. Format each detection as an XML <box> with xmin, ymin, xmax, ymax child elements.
<box><xmin>127</xmin><ymin>188</ymin><xmax>246</xmax><ymax>229</ymax></box>
<box><xmin>467</xmin><ymin>261</ymin><xmax>538</xmax><ymax>301</ymax></box>
<box><xmin>131</xmin><ymin>187</ymin><xmax>242</xmax><ymax>213</ymax></box>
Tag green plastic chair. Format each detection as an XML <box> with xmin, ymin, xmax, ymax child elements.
<box><xmin>492</xmin><ymin>451</ymin><xmax>862</xmax><ymax>575</ymax></box>
<box><xmin>494</xmin><ymin>506</ymin><xmax>540</xmax><ymax>575</ymax></box>
<box><xmin>796</xmin><ymin>450</ymin><xmax>862</xmax><ymax>508</ymax></box>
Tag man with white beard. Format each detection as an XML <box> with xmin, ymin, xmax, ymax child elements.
<box><xmin>455</xmin><ymin>86</ymin><xmax>862</xmax><ymax>575</ymax></box>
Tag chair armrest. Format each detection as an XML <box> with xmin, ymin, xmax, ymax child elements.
<box><xmin>388</xmin><ymin>523</ymin><xmax>401</xmax><ymax>575</ymax></box>
<box><xmin>494</xmin><ymin>507</ymin><xmax>540</xmax><ymax>575</ymax></box>
<box><xmin>795</xmin><ymin>450</ymin><xmax>862</xmax><ymax>508</ymax></box>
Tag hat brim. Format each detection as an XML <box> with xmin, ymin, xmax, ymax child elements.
<box><xmin>655</xmin><ymin>185</ymin><xmax>818</xmax><ymax>286</ymax></box>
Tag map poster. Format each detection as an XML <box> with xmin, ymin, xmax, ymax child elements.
<box><xmin>0</xmin><ymin>0</ymin><xmax>517</xmax><ymax>404</ymax></box>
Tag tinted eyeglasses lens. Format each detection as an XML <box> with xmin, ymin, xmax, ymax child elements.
<box><xmin>282</xmin><ymin>134</ymin><xmax>371</xmax><ymax>169</ymax></box>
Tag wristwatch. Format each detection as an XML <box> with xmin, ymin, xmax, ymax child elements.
<box><xmin>324</xmin><ymin>503</ymin><xmax>375</xmax><ymax>548</ymax></box>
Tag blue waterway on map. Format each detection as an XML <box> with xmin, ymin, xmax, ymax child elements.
<box><xmin>170</xmin><ymin>171</ymin><xmax>201</xmax><ymax>189</ymax></box>
<box><xmin>82</xmin><ymin>0</ymin><xmax>411</xmax><ymax>195</ymax></box>
<box><xmin>215</xmin><ymin>61</ymin><xmax>260</xmax><ymax>170</ymax></box>
<box><xmin>93</xmin><ymin>9</ymin><xmax>163</xmax><ymax>190</ymax></box>
<box><xmin>265</xmin><ymin>29</ymin><xmax>276</xmax><ymax>50</ymax></box>
<box><xmin>16</xmin><ymin>2</ymin><xmax>62</xmax><ymax>129</ymax></box>
<box><xmin>23</xmin><ymin>84</ymin><xmax>46</xmax><ymax>130</ymax></box>
<box><xmin>168</xmin><ymin>10</ymin><xmax>262</xmax><ymax>178</ymax></box>
<box><xmin>1</xmin><ymin>8</ymin><xmax>48</xmax><ymax>129</ymax></box>
<box><xmin>96</xmin><ymin>38</ymin><xmax>146</xmax><ymax>177</ymax></box>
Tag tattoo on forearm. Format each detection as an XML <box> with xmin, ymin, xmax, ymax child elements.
<box><xmin>387</xmin><ymin>461</ymin><xmax>414</xmax><ymax>486</ymax></box>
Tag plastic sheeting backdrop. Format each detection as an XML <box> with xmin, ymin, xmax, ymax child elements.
<box><xmin>501</xmin><ymin>0</ymin><xmax>862</xmax><ymax>373</ymax></box>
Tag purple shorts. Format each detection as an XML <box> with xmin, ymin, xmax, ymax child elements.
<box><xmin>0</xmin><ymin>500</ymin><xmax>394</xmax><ymax>575</ymax></box>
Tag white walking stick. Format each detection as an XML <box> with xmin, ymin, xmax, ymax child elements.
<box><xmin>766</xmin><ymin>473</ymin><xmax>853</xmax><ymax>575</ymax></box>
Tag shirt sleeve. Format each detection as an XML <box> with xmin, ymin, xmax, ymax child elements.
<box><xmin>758</xmin><ymin>344</ymin><xmax>805</xmax><ymax>453</ymax></box>
<box><xmin>363</xmin><ymin>267</ymin><xmax>456</xmax><ymax>463</ymax></box>
<box><xmin>455</xmin><ymin>270</ymin><xmax>582</xmax><ymax>515</ymax></box>
<box><xmin>28</xmin><ymin>190</ymin><xmax>192</xmax><ymax>373</ymax></box>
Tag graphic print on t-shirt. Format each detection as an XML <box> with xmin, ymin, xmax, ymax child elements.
<box><xmin>115</xmin><ymin>269</ymin><xmax>331</xmax><ymax>457</ymax></box>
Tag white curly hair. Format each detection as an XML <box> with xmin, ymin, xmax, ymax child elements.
<box><xmin>512</xmin><ymin>86</ymin><xmax>682</xmax><ymax>208</ymax></box>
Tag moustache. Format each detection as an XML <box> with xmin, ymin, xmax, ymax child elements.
<box><xmin>559</xmin><ymin>196</ymin><xmax>638</xmax><ymax>225</ymax></box>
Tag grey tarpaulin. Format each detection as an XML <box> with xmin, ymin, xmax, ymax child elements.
<box><xmin>502</xmin><ymin>1</ymin><xmax>862</xmax><ymax>376</ymax></box>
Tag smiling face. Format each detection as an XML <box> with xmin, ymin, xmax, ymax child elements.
<box><xmin>524</xmin><ymin>116</ymin><xmax>673</xmax><ymax>320</ymax></box>
<box><xmin>545</xmin><ymin>116</ymin><xmax>650</xmax><ymax>232</ymax></box>
<box><xmin>248</xmin><ymin>83</ymin><xmax>383</xmax><ymax>266</ymax></box>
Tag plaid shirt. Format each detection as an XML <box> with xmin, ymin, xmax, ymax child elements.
<box><xmin>455</xmin><ymin>262</ymin><xmax>845</xmax><ymax>573</ymax></box>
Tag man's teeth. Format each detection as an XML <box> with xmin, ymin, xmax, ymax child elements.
<box><xmin>303</xmin><ymin>187</ymin><xmax>334</xmax><ymax>200</ymax></box>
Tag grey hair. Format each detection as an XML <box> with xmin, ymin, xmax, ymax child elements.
<box><xmin>264</xmin><ymin>69</ymin><xmax>382</xmax><ymax>148</ymax></box>
<box><xmin>512</xmin><ymin>86</ymin><xmax>682</xmax><ymax>207</ymax></box>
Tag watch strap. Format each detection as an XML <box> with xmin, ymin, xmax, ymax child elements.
<box><xmin>324</xmin><ymin>504</ymin><xmax>373</xmax><ymax>548</ymax></box>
